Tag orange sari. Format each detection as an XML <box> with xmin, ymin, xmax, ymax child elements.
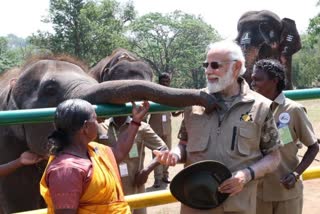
<box><xmin>40</xmin><ymin>142</ymin><xmax>130</xmax><ymax>214</ymax></box>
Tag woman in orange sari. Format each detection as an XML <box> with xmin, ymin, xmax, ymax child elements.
<box><xmin>40</xmin><ymin>99</ymin><xmax>150</xmax><ymax>214</ymax></box>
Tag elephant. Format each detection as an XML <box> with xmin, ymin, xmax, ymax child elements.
<box><xmin>89</xmin><ymin>48</ymin><xmax>153</xmax><ymax>82</ymax></box>
<box><xmin>0</xmin><ymin>55</ymin><xmax>219</xmax><ymax>213</ymax></box>
<box><xmin>235</xmin><ymin>10</ymin><xmax>301</xmax><ymax>89</ymax></box>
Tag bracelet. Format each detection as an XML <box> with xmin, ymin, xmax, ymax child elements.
<box><xmin>291</xmin><ymin>171</ymin><xmax>300</xmax><ymax>181</ymax></box>
<box><xmin>130</xmin><ymin>120</ymin><xmax>141</xmax><ymax>126</ymax></box>
<box><xmin>247</xmin><ymin>166</ymin><xmax>255</xmax><ymax>181</ymax></box>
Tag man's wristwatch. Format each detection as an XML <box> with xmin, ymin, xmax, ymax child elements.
<box><xmin>291</xmin><ymin>171</ymin><xmax>300</xmax><ymax>180</ymax></box>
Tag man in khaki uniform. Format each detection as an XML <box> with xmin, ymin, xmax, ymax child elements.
<box><xmin>154</xmin><ymin>40</ymin><xmax>282</xmax><ymax>214</ymax></box>
<box><xmin>251</xmin><ymin>59</ymin><xmax>319</xmax><ymax>214</ymax></box>
<box><xmin>97</xmin><ymin>116</ymin><xmax>168</xmax><ymax>214</ymax></box>
<box><xmin>149</xmin><ymin>73</ymin><xmax>173</xmax><ymax>187</ymax></box>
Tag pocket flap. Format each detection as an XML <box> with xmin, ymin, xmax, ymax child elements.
<box><xmin>239</xmin><ymin>123</ymin><xmax>257</xmax><ymax>138</ymax></box>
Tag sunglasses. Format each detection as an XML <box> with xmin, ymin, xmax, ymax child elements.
<box><xmin>203</xmin><ymin>60</ymin><xmax>237</xmax><ymax>70</ymax></box>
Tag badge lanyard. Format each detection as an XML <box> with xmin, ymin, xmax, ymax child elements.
<box><xmin>272</xmin><ymin>103</ymin><xmax>293</xmax><ymax>145</ymax></box>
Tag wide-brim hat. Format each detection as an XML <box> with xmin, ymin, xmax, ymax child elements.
<box><xmin>170</xmin><ymin>160</ymin><xmax>232</xmax><ymax>210</ymax></box>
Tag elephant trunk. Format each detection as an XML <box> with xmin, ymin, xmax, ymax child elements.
<box><xmin>242</xmin><ymin>47</ymin><xmax>260</xmax><ymax>86</ymax></box>
<box><xmin>280</xmin><ymin>55</ymin><xmax>293</xmax><ymax>90</ymax></box>
<box><xmin>80</xmin><ymin>80</ymin><xmax>219</xmax><ymax>113</ymax></box>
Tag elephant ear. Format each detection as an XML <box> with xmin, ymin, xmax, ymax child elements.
<box><xmin>279</xmin><ymin>18</ymin><xmax>301</xmax><ymax>56</ymax></box>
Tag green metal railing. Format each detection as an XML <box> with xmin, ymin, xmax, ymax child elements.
<box><xmin>283</xmin><ymin>88</ymin><xmax>320</xmax><ymax>100</ymax></box>
<box><xmin>0</xmin><ymin>102</ymin><xmax>181</xmax><ymax>126</ymax></box>
<box><xmin>0</xmin><ymin>88</ymin><xmax>319</xmax><ymax>126</ymax></box>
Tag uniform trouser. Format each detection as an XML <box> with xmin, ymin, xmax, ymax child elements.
<box><xmin>180</xmin><ymin>204</ymin><xmax>251</xmax><ymax>214</ymax></box>
<box><xmin>256</xmin><ymin>196</ymin><xmax>303</xmax><ymax>214</ymax></box>
<box><xmin>132</xmin><ymin>207</ymin><xmax>146</xmax><ymax>214</ymax></box>
<box><xmin>153</xmin><ymin>134</ymin><xmax>172</xmax><ymax>180</ymax></box>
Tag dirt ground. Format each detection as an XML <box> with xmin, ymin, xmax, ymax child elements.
<box><xmin>142</xmin><ymin>99</ymin><xmax>320</xmax><ymax>214</ymax></box>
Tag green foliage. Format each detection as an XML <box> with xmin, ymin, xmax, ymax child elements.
<box><xmin>0</xmin><ymin>35</ymin><xmax>48</xmax><ymax>74</ymax></box>
<box><xmin>127</xmin><ymin>11</ymin><xmax>221</xmax><ymax>88</ymax></box>
<box><xmin>292</xmin><ymin>34</ymin><xmax>320</xmax><ymax>88</ymax></box>
<box><xmin>293</xmin><ymin>3</ymin><xmax>320</xmax><ymax>88</ymax></box>
<box><xmin>29</xmin><ymin>0</ymin><xmax>136</xmax><ymax>65</ymax></box>
<box><xmin>0</xmin><ymin>36</ymin><xmax>24</xmax><ymax>73</ymax></box>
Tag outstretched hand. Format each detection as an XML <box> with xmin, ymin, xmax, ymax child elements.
<box><xmin>131</xmin><ymin>101</ymin><xmax>150</xmax><ymax>123</ymax></box>
<box><xmin>153</xmin><ymin>150</ymin><xmax>178</xmax><ymax>166</ymax></box>
<box><xmin>19</xmin><ymin>151</ymin><xmax>45</xmax><ymax>166</ymax></box>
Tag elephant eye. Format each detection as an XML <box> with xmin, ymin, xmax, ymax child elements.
<box><xmin>41</xmin><ymin>80</ymin><xmax>59</xmax><ymax>96</ymax></box>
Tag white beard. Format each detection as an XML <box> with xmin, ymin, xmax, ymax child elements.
<box><xmin>207</xmin><ymin>66</ymin><xmax>234</xmax><ymax>93</ymax></box>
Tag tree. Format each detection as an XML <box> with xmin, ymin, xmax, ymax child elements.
<box><xmin>292</xmin><ymin>34</ymin><xmax>320</xmax><ymax>88</ymax></box>
<box><xmin>0</xmin><ymin>36</ymin><xmax>22</xmax><ymax>73</ymax></box>
<box><xmin>127</xmin><ymin>11</ymin><xmax>221</xmax><ymax>88</ymax></box>
<box><xmin>292</xmin><ymin>2</ymin><xmax>320</xmax><ymax>88</ymax></box>
<box><xmin>29</xmin><ymin>0</ymin><xmax>136</xmax><ymax>65</ymax></box>
<box><xmin>307</xmin><ymin>1</ymin><xmax>320</xmax><ymax>46</ymax></box>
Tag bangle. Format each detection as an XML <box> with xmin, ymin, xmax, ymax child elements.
<box><xmin>247</xmin><ymin>166</ymin><xmax>255</xmax><ymax>181</ymax></box>
<box><xmin>130</xmin><ymin>120</ymin><xmax>141</xmax><ymax>126</ymax></box>
<box><xmin>291</xmin><ymin>171</ymin><xmax>300</xmax><ymax>181</ymax></box>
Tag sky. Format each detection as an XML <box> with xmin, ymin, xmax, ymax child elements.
<box><xmin>0</xmin><ymin>0</ymin><xmax>319</xmax><ymax>39</ymax></box>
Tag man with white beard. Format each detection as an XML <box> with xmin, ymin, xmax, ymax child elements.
<box><xmin>154</xmin><ymin>40</ymin><xmax>282</xmax><ymax>214</ymax></box>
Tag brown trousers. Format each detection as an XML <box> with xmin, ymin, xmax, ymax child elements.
<box><xmin>256</xmin><ymin>196</ymin><xmax>303</xmax><ymax>214</ymax></box>
<box><xmin>181</xmin><ymin>204</ymin><xmax>252</xmax><ymax>214</ymax></box>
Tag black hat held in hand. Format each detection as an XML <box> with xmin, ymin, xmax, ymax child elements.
<box><xmin>170</xmin><ymin>160</ymin><xmax>232</xmax><ymax>210</ymax></box>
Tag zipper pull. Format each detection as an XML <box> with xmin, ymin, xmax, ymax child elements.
<box><xmin>217</xmin><ymin>127</ymin><xmax>221</xmax><ymax>135</ymax></box>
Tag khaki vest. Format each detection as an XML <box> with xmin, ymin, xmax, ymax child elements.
<box><xmin>183</xmin><ymin>80</ymin><xmax>274</xmax><ymax>212</ymax></box>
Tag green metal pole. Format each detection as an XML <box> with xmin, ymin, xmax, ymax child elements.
<box><xmin>1</xmin><ymin>88</ymin><xmax>319</xmax><ymax>126</ymax></box>
<box><xmin>283</xmin><ymin>88</ymin><xmax>320</xmax><ymax>100</ymax></box>
<box><xmin>0</xmin><ymin>102</ymin><xmax>182</xmax><ymax>126</ymax></box>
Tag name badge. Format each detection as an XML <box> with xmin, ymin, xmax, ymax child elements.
<box><xmin>119</xmin><ymin>162</ymin><xmax>129</xmax><ymax>177</ymax></box>
<box><xmin>129</xmin><ymin>143</ymin><xmax>139</xmax><ymax>158</ymax></box>
<box><xmin>162</xmin><ymin>114</ymin><xmax>167</xmax><ymax>122</ymax></box>
<box><xmin>278</xmin><ymin>125</ymin><xmax>293</xmax><ymax>145</ymax></box>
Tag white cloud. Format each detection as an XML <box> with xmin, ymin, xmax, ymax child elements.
<box><xmin>0</xmin><ymin>0</ymin><xmax>51</xmax><ymax>38</ymax></box>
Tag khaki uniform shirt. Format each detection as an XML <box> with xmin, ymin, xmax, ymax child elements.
<box><xmin>96</xmin><ymin>117</ymin><xmax>167</xmax><ymax>195</ymax></box>
<box><xmin>149</xmin><ymin>112</ymin><xmax>172</xmax><ymax>138</ymax></box>
<box><xmin>257</xmin><ymin>92</ymin><xmax>318</xmax><ymax>202</ymax></box>
<box><xmin>178</xmin><ymin>79</ymin><xmax>281</xmax><ymax>213</ymax></box>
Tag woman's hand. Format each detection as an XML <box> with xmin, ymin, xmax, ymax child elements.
<box><xmin>131</xmin><ymin>101</ymin><xmax>150</xmax><ymax>123</ymax></box>
<box><xmin>19</xmin><ymin>151</ymin><xmax>44</xmax><ymax>166</ymax></box>
<box><xmin>134</xmin><ymin>169</ymin><xmax>149</xmax><ymax>187</ymax></box>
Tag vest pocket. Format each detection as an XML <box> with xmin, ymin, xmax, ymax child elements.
<box><xmin>235</xmin><ymin>123</ymin><xmax>259</xmax><ymax>156</ymax></box>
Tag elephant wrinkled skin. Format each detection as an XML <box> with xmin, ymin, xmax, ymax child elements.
<box><xmin>0</xmin><ymin>55</ymin><xmax>218</xmax><ymax>213</ymax></box>
<box><xmin>236</xmin><ymin>10</ymin><xmax>301</xmax><ymax>89</ymax></box>
<box><xmin>89</xmin><ymin>48</ymin><xmax>153</xmax><ymax>82</ymax></box>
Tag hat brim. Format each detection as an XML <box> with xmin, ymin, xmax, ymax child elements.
<box><xmin>170</xmin><ymin>160</ymin><xmax>232</xmax><ymax>210</ymax></box>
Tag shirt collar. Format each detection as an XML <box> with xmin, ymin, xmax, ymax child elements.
<box><xmin>273</xmin><ymin>92</ymin><xmax>286</xmax><ymax>105</ymax></box>
<box><xmin>109</xmin><ymin>116</ymin><xmax>131</xmax><ymax>126</ymax></box>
